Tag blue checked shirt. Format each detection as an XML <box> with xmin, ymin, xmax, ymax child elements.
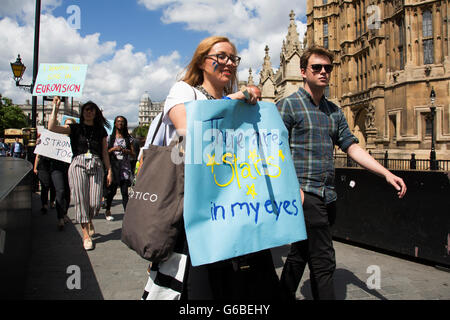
<box><xmin>277</xmin><ymin>87</ymin><xmax>358</xmax><ymax>204</ymax></box>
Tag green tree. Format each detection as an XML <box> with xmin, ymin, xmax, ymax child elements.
<box><xmin>0</xmin><ymin>96</ymin><xmax>29</xmax><ymax>137</ymax></box>
<box><xmin>132</xmin><ymin>124</ymin><xmax>150</xmax><ymax>139</ymax></box>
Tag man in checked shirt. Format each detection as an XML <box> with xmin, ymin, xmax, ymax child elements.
<box><xmin>277</xmin><ymin>45</ymin><xmax>407</xmax><ymax>300</ymax></box>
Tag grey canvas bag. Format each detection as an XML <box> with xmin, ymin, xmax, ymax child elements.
<box><xmin>121</xmin><ymin>114</ymin><xmax>185</xmax><ymax>263</ymax></box>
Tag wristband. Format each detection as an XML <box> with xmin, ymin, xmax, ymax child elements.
<box><xmin>241</xmin><ymin>88</ymin><xmax>250</xmax><ymax>100</ymax></box>
<box><xmin>222</xmin><ymin>96</ymin><xmax>231</xmax><ymax>100</ymax></box>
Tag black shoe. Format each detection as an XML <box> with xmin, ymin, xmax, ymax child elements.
<box><xmin>40</xmin><ymin>207</ymin><xmax>47</xmax><ymax>215</ymax></box>
<box><xmin>57</xmin><ymin>218</ymin><xmax>64</xmax><ymax>231</ymax></box>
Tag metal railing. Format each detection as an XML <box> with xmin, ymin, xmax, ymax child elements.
<box><xmin>334</xmin><ymin>151</ymin><xmax>450</xmax><ymax>171</ymax></box>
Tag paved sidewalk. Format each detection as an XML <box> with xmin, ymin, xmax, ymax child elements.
<box><xmin>24</xmin><ymin>192</ymin><xmax>149</xmax><ymax>300</ymax></box>
<box><xmin>24</xmin><ymin>192</ymin><xmax>449</xmax><ymax>300</ymax></box>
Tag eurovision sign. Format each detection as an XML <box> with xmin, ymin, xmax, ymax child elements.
<box><xmin>34</xmin><ymin>129</ymin><xmax>72</xmax><ymax>163</ymax></box>
<box><xmin>183</xmin><ymin>100</ymin><xmax>307</xmax><ymax>266</ymax></box>
<box><xmin>33</xmin><ymin>63</ymin><xmax>88</xmax><ymax>97</ymax></box>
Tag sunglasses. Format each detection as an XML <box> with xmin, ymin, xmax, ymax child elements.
<box><xmin>206</xmin><ymin>53</ymin><xmax>241</xmax><ymax>66</ymax></box>
<box><xmin>309</xmin><ymin>64</ymin><xmax>333</xmax><ymax>73</ymax></box>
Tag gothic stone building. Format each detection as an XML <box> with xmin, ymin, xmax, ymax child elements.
<box><xmin>259</xmin><ymin>2</ymin><xmax>450</xmax><ymax>160</ymax></box>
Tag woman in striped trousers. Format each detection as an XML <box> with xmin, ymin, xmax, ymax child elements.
<box><xmin>49</xmin><ymin>97</ymin><xmax>112</xmax><ymax>250</ymax></box>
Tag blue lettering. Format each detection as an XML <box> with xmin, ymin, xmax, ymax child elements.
<box><xmin>292</xmin><ymin>199</ymin><xmax>299</xmax><ymax>216</ymax></box>
<box><xmin>249</xmin><ymin>202</ymin><xmax>260</xmax><ymax>224</ymax></box>
<box><xmin>264</xmin><ymin>199</ymin><xmax>273</xmax><ymax>214</ymax></box>
<box><xmin>273</xmin><ymin>201</ymin><xmax>283</xmax><ymax>220</ymax></box>
<box><xmin>283</xmin><ymin>200</ymin><xmax>295</xmax><ymax>215</ymax></box>
<box><xmin>231</xmin><ymin>202</ymin><xmax>250</xmax><ymax>217</ymax></box>
<box><xmin>211</xmin><ymin>202</ymin><xmax>226</xmax><ymax>220</ymax></box>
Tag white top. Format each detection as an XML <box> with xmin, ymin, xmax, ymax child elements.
<box><xmin>139</xmin><ymin>81</ymin><xmax>207</xmax><ymax>159</ymax></box>
<box><xmin>162</xmin><ymin>81</ymin><xmax>207</xmax><ymax>144</ymax></box>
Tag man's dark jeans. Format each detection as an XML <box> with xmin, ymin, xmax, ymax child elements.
<box><xmin>280</xmin><ymin>192</ymin><xmax>336</xmax><ymax>300</ymax></box>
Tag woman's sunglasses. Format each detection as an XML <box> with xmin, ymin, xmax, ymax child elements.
<box><xmin>309</xmin><ymin>64</ymin><xmax>333</xmax><ymax>73</ymax></box>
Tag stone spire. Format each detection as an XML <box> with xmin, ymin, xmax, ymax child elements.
<box><xmin>260</xmin><ymin>45</ymin><xmax>274</xmax><ymax>82</ymax></box>
<box><xmin>247</xmin><ymin>68</ymin><xmax>255</xmax><ymax>85</ymax></box>
<box><xmin>283</xmin><ymin>10</ymin><xmax>302</xmax><ymax>57</ymax></box>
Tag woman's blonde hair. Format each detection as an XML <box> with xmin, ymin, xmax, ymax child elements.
<box><xmin>182</xmin><ymin>36</ymin><xmax>238</xmax><ymax>95</ymax></box>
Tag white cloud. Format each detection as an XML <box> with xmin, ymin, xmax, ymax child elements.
<box><xmin>138</xmin><ymin>0</ymin><xmax>307</xmax><ymax>83</ymax></box>
<box><xmin>0</xmin><ymin>11</ymin><xmax>183</xmax><ymax>126</ymax></box>
<box><xmin>0</xmin><ymin>0</ymin><xmax>62</xmax><ymax>22</ymax></box>
<box><xmin>1</xmin><ymin>1</ymin><xmax>308</xmax><ymax>128</ymax></box>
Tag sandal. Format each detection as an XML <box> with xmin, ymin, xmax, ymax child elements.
<box><xmin>88</xmin><ymin>221</ymin><xmax>95</xmax><ymax>236</ymax></box>
<box><xmin>83</xmin><ymin>237</ymin><xmax>94</xmax><ymax>250</ymax></box>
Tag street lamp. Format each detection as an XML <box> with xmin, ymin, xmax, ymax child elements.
<box><xmin>429</xmin><ymin>87</ymin><xmax>437</xmax><ymax>170</ymax></box>
<box><xmin>10</xmin><ymin>55</ymin><xmax>32</xmax><ymax>91</ymax></box>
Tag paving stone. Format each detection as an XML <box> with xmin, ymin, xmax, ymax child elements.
<box><xmin>25</xmin><ymin>192</ymin><xmax>450</xmax><ymax>300</ymax></box>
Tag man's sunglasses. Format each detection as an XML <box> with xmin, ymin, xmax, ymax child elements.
<box><xmin>206</xmin><ymin>53</ymin><xmax>241</xmax><ymax>66</ymax></box>
<box><xmin>310</xmin><ymin>64</ymin><xmax>333</xmax><ymax>73</ymax></box>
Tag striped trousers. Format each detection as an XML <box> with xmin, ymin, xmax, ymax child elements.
<box><xmin>69</xmin><ymin>154</ymin><xmax>104</xmax><ymax>224</ymax></box>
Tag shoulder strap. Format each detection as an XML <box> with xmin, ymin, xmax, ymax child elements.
<box><xmin>150</xmin><ymin>113</ymin><xmax>164</xmax><ymax>146</ymax></box>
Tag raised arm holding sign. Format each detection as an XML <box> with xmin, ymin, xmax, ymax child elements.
<box><xmin>48</xmin><ymin>96</ymin><xmax>113</xmax><ymax>251</ymax></box>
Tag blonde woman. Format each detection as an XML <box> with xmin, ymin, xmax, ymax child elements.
<box><xmin>142</xmin><ymin>36</ymin><xmax>281</xmax><ymax>300</ymax></box>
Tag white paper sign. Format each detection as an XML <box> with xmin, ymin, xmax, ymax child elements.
<box><xmin>34</xmin><ymin>129</ymin><xmax>73</xmax><ymax>163</ymax></box>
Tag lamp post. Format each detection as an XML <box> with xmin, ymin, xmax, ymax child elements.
<box><xmin>10</xmin><ymin>0</ymin><xmax>41</xmax><ymax>149</ymax></box>
<box><xmin>10</xmin><ymin>0</ymin><xmax>41</xmax><ymax>192</ymax></box>
<box><xmin>429</xmin><ymin>87</ymin><xmax>437</xmax><ymax>170</ymax></box>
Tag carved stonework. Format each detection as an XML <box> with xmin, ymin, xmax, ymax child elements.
<box><xmin>365</xmin><ymin>104</ymin><xmax>375</xmax><ymax>129</ymax></box>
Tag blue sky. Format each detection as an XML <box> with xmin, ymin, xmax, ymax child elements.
<box><xmin>51</xmin><ymin>0</ymin><xmax>210</xmax><ymax>61</ymax></box>
<box><xmin>0</xmin><ymin>0</ymin><xmax>307</xmax><ymax>126</ymax></box>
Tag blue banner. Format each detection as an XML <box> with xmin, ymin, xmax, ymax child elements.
<box><xmin>184</xmin><ymin>100</ymin><xmax>307</xmax><ymax>266</ymax></box>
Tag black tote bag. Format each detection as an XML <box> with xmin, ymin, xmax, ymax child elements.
<box><xmin>121</xmin><ymin>116</ymin><xmax>185</xmax><ymax>263</ymax></box>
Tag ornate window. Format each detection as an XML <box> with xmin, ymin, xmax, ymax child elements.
<box><xmin>397</xmin><ymin>18</ymin><xmax>406</xmax><ymax>69</ymax></box>
<box><xmin>323</xmin><ymin>21</ymin><xmax>329</xmax><ymax>49</ymax></box>
<box><xmin>422</xmin><ymin>10</ymin><xmax>434</xmax><ymax>64</ymax></box>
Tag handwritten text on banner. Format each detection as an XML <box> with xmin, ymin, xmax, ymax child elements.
<box><xmin>34</xmin><ymin>129</ymin><xmax>72</xmax><ymax>163</ymax></box>
<box><xmin>184</xmin><ymin>100</ymin><xmax>307</xmax><ymax>266</ymax></box>
<box><xmin>33</xmin><ymin>63</ymin><xmax>88</xmax><ymax>97</ymax></box>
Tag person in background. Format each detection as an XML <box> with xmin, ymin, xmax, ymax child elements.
<box><xmin>48</xmin><ymin>97</ymin><xmax>112</xmax><ymax>251</ymax></box>
<box><xmin>33</xmin><ymin>153</ymin><xmax>56</xmax><ymax>215</ymax></box>
<box><xmin>104</xmin><ymin>116</ymin><xmax>135</xmax><ymax>220</ymax></box>
<box><xmin>10</xmin><ymin>137</ymin><xmax>25</xmax><ymax>158</ymax></box>
<box><xmin>246</xmin><ymin>85</ymin><xmax>262</xmax><ymax>102</ymax></box>
<box><xmin>277</xmin><ymin>45</ymin><xmax>407</xmax><ymax>300</ymax></box>
<box><xmin>0</xmin><ymin>138</ymin><xmax>8</xmax><ymax>157</ymax></box>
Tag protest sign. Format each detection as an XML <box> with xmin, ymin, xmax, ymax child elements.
<box><xmin>34</xmin><ymin>129</ymin><xmax>72</xmax><ymax>163</ymax></box>
<box><xmin>184</xmin><ymin>100</ymin><xmax>307</xmax><ymax>266</ymax></box>
<box><xmin>33</xmin><ymin>63</ymin><xmax>88</xmax><ymax>97</ymax></box>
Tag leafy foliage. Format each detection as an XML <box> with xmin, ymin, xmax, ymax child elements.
<box><xmin>0</xmin><ymin>96</ymin><xmax>29</xmax><ymax>137</ymax></box>
<box><xmin>132</xmin><ymin>124</ymin><xmax>150</xmax><ymax>138</ymax></box>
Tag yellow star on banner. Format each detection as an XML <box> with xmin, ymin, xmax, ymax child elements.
<box><xmin>248</xmin><ymin>149</ymin><xmax>258</xmax><ymax>163</ymax></box>
<box><xmin>246</xmin><ymin>183</ymin><xmax>257</xmax><ymax>199</ymax></box>
<box><xmin>206</xmin><ymin>153</ymin><xmax>220</xmax><ymax>173</ymax></box>
<box><xmin>278</xmin><ymin>149</ymin><xmax>285</xmax><ymax>162</ymax></box>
